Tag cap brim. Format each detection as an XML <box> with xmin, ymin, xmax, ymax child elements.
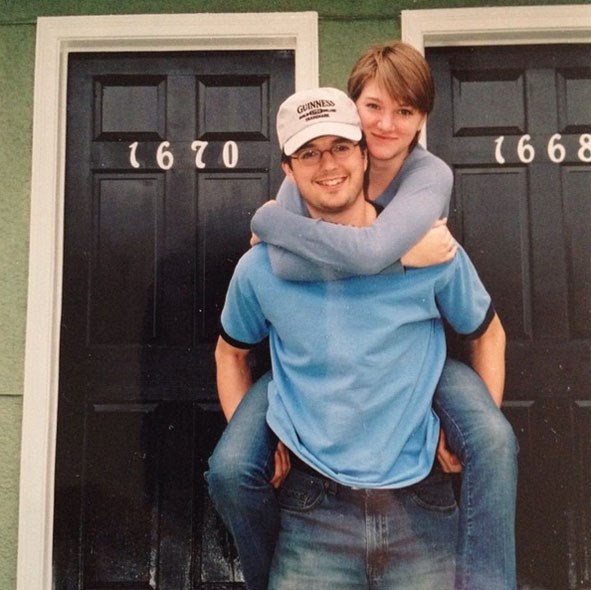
<box><xmin>284</xmin><ymin>123</ymin><xmax>362</xmax><ymax>156</ymax></box>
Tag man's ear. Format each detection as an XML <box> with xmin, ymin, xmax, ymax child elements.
<box><xmin>281</xmin><ymin>161</ymin><xmax>295</xmax><ymax>182</ymax></box>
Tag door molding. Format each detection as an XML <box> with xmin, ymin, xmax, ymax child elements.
<box><xmin>18</xmin><ymin>12</ymin><xmax>318</xmax><ymax>590</ymax></box>
<box><xmin>402</xmin><ymin>4</ymin><xmax>591</xmax><ymax>51</ymax></box>
<box><xmin>402</xmin><ymin>4</ymin><xmax>591</xmax><ymax>145</ymax></box>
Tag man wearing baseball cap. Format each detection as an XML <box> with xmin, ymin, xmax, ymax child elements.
<box><xmin>212</xmin><ymin>88</ymin><xmax>502</xmax><ymax>588</ymax></box>
<box><xmin>276</xmin><ymin>86</ymin><xmax>363</xmax><ymax>156</ymax></box>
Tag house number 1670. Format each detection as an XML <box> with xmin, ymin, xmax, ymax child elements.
<box><xmin>494</xmin><ymin>134</ymin><xmax>591</xmax><ymax>165</ymax></box>
<box><xmin>128</xmin><ymin>140</ymin><xmax>239</xmax><ymax>170</ymax></box>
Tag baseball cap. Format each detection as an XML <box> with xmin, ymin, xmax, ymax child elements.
<box><xmin>277</xmin><ymin>87</ymin><xmax>362</xmax><ymax>156</ymax></box>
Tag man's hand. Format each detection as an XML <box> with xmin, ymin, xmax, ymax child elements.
<box><xmin>436</xmin><ymin>429</ymin><xmax>462</xmax><ymax>473</ymax></box>
<box><xmin>270</xmin><ymin>441</ymin><xmax>291</xmax><ymax>488</ymax></box>
<box><xmin>401</xmin><ymin>219</ymin><xmax>457</xmax><ymax>268</ymax></box>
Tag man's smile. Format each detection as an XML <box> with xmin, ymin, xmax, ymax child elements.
<box><xmin>316</xmin><ymin>176</ymin><xmax>347</xmax><ymax>188</ymax></box>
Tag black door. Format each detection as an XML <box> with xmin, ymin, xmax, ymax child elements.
<box><xmin>53</xmin><ymin>51</ymin><xmax>293</xmax><ymax>589</ymax></box>
<box><xmin>427</xmin><ymin>44</ymin><xmax>591</xmax><ymax>590</ymax></box>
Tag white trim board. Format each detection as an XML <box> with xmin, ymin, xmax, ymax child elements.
<box><xmin>402</xmin><ymin>4</ymin><xmax>591</xmax><ymax>51</ymax></box>
<box><xmin>17</xmin><ymin>12</ymin><xmax>318</xmax><ymax>590</ymax></box>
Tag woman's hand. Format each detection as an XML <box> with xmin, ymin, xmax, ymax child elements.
<box><xmin>250</xmin><ymin>199</ymin><xmax>278</xmax><ymax>246</ymax></box>
<box><xmin>401</xmin><ymin>219</ymin><xmax>457</xmax><ymax>268</ymax></box>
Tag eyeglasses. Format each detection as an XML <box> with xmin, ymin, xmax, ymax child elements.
<box><xmin>290</xmin><ymin>142</ymin><xmax>360</xmax><ymax>166</ymax></box>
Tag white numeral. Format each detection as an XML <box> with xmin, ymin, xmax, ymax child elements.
<box><xmin>223</xmin><ymin>141</ymin><xmax>239</xmax><ymax>169</ymax></box>
<box><xmin>517</xmin><ymin>134</ymin><xmax>535</xmax><ymax>164</ymax></box>
<box><xmin>128</xmin><ymin>141</ymin><xmax>140</xmax><ymax>169</ymax></box>
<box><xmin>547</xmin><ymin>133</ymin><xmax>566</xmax><ymax>164</ymax></box>
<box><xmin>494</xmin><ymin>136</ymin><xmax>506</xmax><ymax>165</ymax></box>
<box><xmin>156</xmin><ymin>141</ymin><xmax>174</xmax><ymax>170</ymax></box>
<box><xmin>578</xmin><ymin>134</ymin><xmax>591</xmax><ymax>163</ymax></box>
<box><xmin>191</xmin><ymin>140</ymin><xmax>208</xmax><ymax>169</ymax></box>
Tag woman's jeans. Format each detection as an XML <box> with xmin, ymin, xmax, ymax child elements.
<box><xmin>269</xmin><ymin>465</ymin><xmax>458</xmax><ymax>589</ymax></box>
<box><xmin>205</xmin><ymin>358</ymin><xmax>518</xmax><ymax>590</ymax></box>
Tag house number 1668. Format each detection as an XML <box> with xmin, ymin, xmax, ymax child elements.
<box><xmin>494</xmin><ymin>134</ymin><xmax>591</xmax><ymax>165</ymax></box>
<box><xmin>128</xmin><ymin>140</ymin><xmax>239</xmax><ymax>170</ymax></box>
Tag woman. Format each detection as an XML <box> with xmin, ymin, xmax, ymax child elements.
<box><xmin>207</xmin><ymin>42</ymin><xmax>518</xmax><ymax>590</ymax></box>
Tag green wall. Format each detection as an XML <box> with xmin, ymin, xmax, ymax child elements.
<box><xmin>0</xmin><ymin>18</ymin><xmax>34</xmax><ymax>590</ymax></box>
<box><xmin>0</xmin><ymin>1</ymin><xmax>586</xmax><ymax>588</ymax></box>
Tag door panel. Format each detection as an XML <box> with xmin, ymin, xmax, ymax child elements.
<box><xmin>198</xmin><ymin>173</ymin><xmax>270</xmax><ymax>338</ymax></box>
<box><xmin>455</xmin><ymin>167</ymin><xmax>530</xmax><ymax>337</ymax></box>
<box><xmin>54</xmin><ymin>51</ymin><xmax>293</xmax><ymax>589</ymax></box>
<box><xmin>427</xmin><ymin>45</ymin><xmax>591</xmax><ymax>590</ymax></box>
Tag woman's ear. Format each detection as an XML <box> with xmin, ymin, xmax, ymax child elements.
<box><xmin>418</xmin><ymin>113</ymin><xmax>428</xmax><ymax>134</ymax></box>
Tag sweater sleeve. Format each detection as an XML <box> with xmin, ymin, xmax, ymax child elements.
<box><xmin>251</xmin><ymin>148</ymin><xmax>453</xmax><ymax>280</ymax></box>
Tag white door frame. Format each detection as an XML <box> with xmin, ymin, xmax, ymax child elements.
<box><xmin>402</xmin><ymin>4</ymin><xmax>591</xmax><ymax>145</ymax></box>
<box><xmin>402</xmin><ymin>4</ymin><xmax>591</xmax><ymax>51</ymax></box>
<box><xmin>17</xmin><ymin>12</ymin><xmax>318</xmax><ymax>590</ymax></box>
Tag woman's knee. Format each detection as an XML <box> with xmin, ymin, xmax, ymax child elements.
<box><xmin>459</xmin><ymin>408</ymin><xmax>519</xmax><ymax>472</ymax></box>
<box><xmin>208</xmin><ymin>441</ymin><xmax>259</xmax><ymax>490</ymax></box>
<box><xmin>207</xmin><ymin>427</ymin><xmax>276</xmax><ymax>502</ymax></box>
<box><xmin>207</xmin><ymin>370</ymin><xmax>275</xmax><ymax>489</ymax></box>
<box><xmin>206</xmin><ymin>444</ymin><xmax>239</xmax><ymax>501</ymax></box>
<box><xmin>483</xmin><ymin>410</ymin><xmax>519</xmax><ymax>458</ymax></box>
<box><xmin>435</xmin><ymin>363</ymin><xmax>518</xmax><ymax>460</ymax></box>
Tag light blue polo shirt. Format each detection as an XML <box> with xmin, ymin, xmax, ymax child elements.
<box><xmin>220</xmin><ymin>243</ymin><xmax>493</xmax><ymax>489</ymax></box>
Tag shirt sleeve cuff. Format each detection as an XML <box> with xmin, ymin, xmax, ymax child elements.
<box><xmin>219</xmin><ymin>323</ymin><xmax>257</xmax><ymax>349</ymax></box>
<box><xmin>462</xmin><ymin>302</ymin><xmax>496</xmax><ymax>340</ymax></box>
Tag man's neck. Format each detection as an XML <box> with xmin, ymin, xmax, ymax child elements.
<box><xmin>310</xmin><ymin>199</ymin><xmax>377</xmax><ymax>227</ymax></box>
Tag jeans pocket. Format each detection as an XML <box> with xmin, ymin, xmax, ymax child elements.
<box><xmin>409</xmin><ymin>468</ymin><xmax>457</xmax><ymax>512</ymax></box>
<box><xmin>278</xmin><ymin>468</ymin><xmax>326</xmax><ymax>512</ymax></box>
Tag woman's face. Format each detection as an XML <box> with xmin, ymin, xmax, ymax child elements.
<box><xmin>355</xmin><ymin>78</ymin><xmax>426</xmax><ymax>165</ymax></box>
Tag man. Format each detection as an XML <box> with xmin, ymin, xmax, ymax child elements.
<box><xmin>215</xmin><ymin>87</ymin><xmax>505</xmax><ymax>589</ymax></box>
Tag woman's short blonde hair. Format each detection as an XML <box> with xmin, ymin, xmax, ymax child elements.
<box><xmin>347</xmin><ymin>42</ymin><xmax>435</xmax><ymax>115</ymax></box>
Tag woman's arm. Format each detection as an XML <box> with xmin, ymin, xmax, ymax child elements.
<box><xmin>251</xmin><ymin>148</ymin><xmax>453</xmax><ymax>280</ymax></box>
<box><xmin>401</xmin><ymin>219</ymin><xmax>457</xmax><ymax>268</ymax></box>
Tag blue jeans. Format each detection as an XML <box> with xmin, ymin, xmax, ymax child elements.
<box><xmin>269</xmin><ymin>465</ymin><xmax>458</xmax><ymax>589</ymax></box>
<box><xmin>434</xmin><ymin>359</ymin><xmax>518</xmax><ymax>590</ymax></box>
<box><xmin>206</xmin><ymin>358</ymin><xmax>518</xmax><ymax>590</ymax></box>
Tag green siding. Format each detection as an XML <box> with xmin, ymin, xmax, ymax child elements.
<box><xmin>0</xmin><ymin>24</ymin><xmax>33</xmax><ymax>399</ymax></box>
<box><xmin>319</xmin><ymin>18</ymin><xmax>401</xmax><ymax>90</ymax></box>
<box><xmin>0</xmin><ymin>397</ymin><xmax>22</xmax><ymax>590</ymax></box>
<box><xmin>1</xmin><ymin>1</ymin><xmax>588</xmax><ymax>588</ymax></box>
